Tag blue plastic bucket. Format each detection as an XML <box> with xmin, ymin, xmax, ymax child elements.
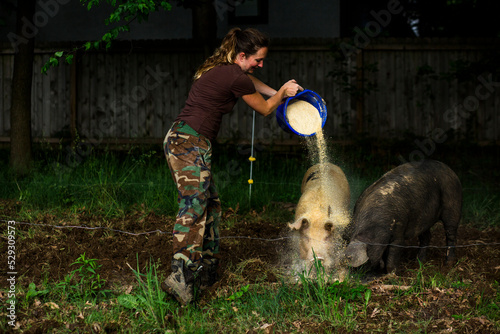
<box><xmin>276</xmin><ymin>89</ymin><xmax>327</xmax><ymax>137</ymax></box>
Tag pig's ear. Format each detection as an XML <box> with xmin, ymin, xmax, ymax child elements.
<box><xmin>345</xmin><ymin>239</ymin><xmax>369</xmax><ymax>267</ymax></box>
<box><xmin>289</xmin><ymin>218</ymin><xmax>309</xmax><ymax>231</ymax></box>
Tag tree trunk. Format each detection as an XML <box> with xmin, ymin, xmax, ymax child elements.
<box><xmin>10</xmin><ymin>0</ymin><xmax>36</xmax><ymax>176</ymax></box>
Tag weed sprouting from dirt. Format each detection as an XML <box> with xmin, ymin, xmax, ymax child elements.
<box><xmin>117</xmin><ymin>257</ymin><xmax>174</xmax><ymax>330</ymax></box>
<box><xmin>57</xmin><ymin>253</ymin><xmax>109</xmax><ymax>301</ymax></box>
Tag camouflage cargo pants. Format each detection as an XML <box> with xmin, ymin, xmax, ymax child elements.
<box><xmin>164</xmin><ymin>121</ymin><xmax>221</xmax><ymax>269</ymax></box>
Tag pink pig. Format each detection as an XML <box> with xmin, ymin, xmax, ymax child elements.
<box><xmin>289</xmin><ymin>162</ymin><xmax>351</xmax><ymax>279</ymax></box>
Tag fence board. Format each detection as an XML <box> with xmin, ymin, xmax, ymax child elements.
<box><xmin>78</xmin><ymin>54</ymin><xmax>89</xmax><ymax>138</ymax></box>
<box><xmin>0</xmin><ymin>55</ymin><xmax>4</xmax><ymax>134</ymax></box>
<box><xmin>104</xmin><ymin>53</ymin><xmax>115</xmax><ymax>139</ymax></box>
<box><xmin>1</xmin><ymin>38</ymin><xmax>499</xmax><ymax>144</ymax></box>
<box><xmin>162</xmin><ymin>53</ymin><xmax>174</xmax><ymax>138</ymax></box>
<box><xmin>150</xmin><ymin>53</ymin><xmax>162</xmax><ymax>139</ymax></box>
<box><xmin>171</xmin><ymin>52</ymin><xmax>183</xmax><ymax>132</ymax></box>
<box><xmin>495</xmin><ymin>88</ymin><xmax>500</xmax><ymax>142</ymax></box>
<box><xmin>324</xmin><ymin>52</ymin><xmax>345</xmax><ymax>138</ymax></box>
<box><xmin>31</xmin><ymin>56</ymin><xmax>40</xmax><ymax>137</ymax></box>
<box><xmin>393</xmin><ymin>51</ymin><xmax>405</xmax><ymax>132</ymax></box>
<box><xmin>44</xmin><ymin>57</ymin><xmax>53</xmax><ymax>137</ymax></box>
<box><xmin>57</xmin><ymin>56</ymin><xmax>68</xmax><ymax>137</ymax></box>
<box><xmin>171</xmin><ymin>52</ymin><xmax>182</xmax><ymax>131</ymax></box>
<box><xmin>145</xmin><ymin>54</ymin><xmax>155</xmax><ymax>138</ymax></box>
<box><xmin>127</xmin><ymin>53</ymin><xmax>139</xmax><ymax>138</ymax></box>
<box><xmin>90</xmin><ymin>53</ymin><xmax>103</xmax><ymax>139</ymax></box>
<box><xmin>31</xmin><ymin>55</ymin><xmax>42</xmax><ymax>137</ymax></box>
<box><xmin>1</xmin><ymin>55</ymin><xmax>12</xmax><ymax>135</ymax></box>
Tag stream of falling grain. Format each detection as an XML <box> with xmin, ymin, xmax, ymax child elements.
<box><xmin>285</xmin><ymin>100</ymin><xmax>349</xmax><ymax>282</ymax></box>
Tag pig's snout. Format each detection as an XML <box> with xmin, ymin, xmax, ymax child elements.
<box><xmin>289</xmin><ymin>217</ymin><xmax>312</xmax><ymax>231</ymax></box>
<box><xmin>345</xmin><ymin>239</ymin><xmax>369</xmax><ymax>267</ymax></box>
<box><xmin>288</xmin><ymin>218</ymin><xmax>334</xmax><ymax>233</ymax></box>
<box><xmin>289</xmin><ymin>217</ymin><xmax>339</xmax><ymax>257</ymax></box>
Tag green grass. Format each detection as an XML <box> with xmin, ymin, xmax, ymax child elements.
<box><xmin>1</xmin><ymin>143</ymin><xmax>499</xmax><ymax>226</ymax></box>
<box><xmin>1</xmin><ymin>140</ymin><xmax>500</xmax><ymax>236</ymax></box>
<box><xmin>1</xmin><ymin>143</ymin><xmax>499</xmax><ymax>333</ymax></box>
<box><xmin>0</xmin><ymin>145</ymin><xmax>308</xmax><ymax>219</ymax></box>
<box><xmin>5</xmin><ymin>254</ymin><xmax>498</xmax><ymax>333</ymax></box>
<box><xmin>462</xmin><ymin>191</ymin><xmax>500</xmax><ymax>228</ymax></box>
<box><xmin>3</xmin><ymin>256</ymin><xmax>370</xmax><ymax>333</ymax></box>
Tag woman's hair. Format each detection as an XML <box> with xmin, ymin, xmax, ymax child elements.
<box><xmin>193</xmin><ymin>27</ymin><xmax>269</xmax><ymax>80</ymax></box>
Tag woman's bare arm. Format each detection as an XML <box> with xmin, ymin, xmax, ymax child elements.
<box><xmin>248</xmin><ymin>75</ymin><xmax>277</xmax><ymax>97</ymax></box>
<box><xmin>242</xmin><ymin>79</ymin><xmax>303</xmax><ymax>116</ymax></box>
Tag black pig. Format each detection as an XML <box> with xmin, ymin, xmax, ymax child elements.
<box><xmin>345</xmin><ymin>160</ymin><xmax>462</xmax><ymax>273</ymax></box>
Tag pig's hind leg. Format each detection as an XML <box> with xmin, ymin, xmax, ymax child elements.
<box><xmin>440</xmin><ymin>176</ymin><xmax>462</xmax><ymax>266</ymax></box>
<box><xmin>416</xmin><ymin>229</ymin><xmax>432</xmax><ymax>263</ymax></box>
<box><xmin>441</xmin><ymin>205</ymin><xmax>461</xmax><ymax>266</ymax></box>
<box><xmin>443</xmin><ymin>221</ymin><xmax>459</xmax><ymax>266</ymax></box>
<box><xmin>385</xmin><ymin>239</ymin><xmax>405</xmax><ymax>274</ymax></box>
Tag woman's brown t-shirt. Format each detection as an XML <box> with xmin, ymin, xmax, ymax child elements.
<box><xmin>175</xmin><ymin>64</ymin><xmax>256</xmax><ymax>141</ymax></box>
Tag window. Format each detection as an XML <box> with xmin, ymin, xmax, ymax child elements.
<box><xmin>228</xmin><ymin>0</ymin><xmax>269</xmax><ymax>25</ymax></box>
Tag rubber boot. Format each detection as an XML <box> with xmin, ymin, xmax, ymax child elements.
<box><xmin>200</xmin><ymin>257</ymin><xmax>219</xmax><ymax>290</ymax></box>
<box><xmin>162</xmin><ymin>259</ymin><xmax>200</xmax><ymax>305</ymax></box>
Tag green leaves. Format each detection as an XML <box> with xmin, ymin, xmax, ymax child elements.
<box><xmin>227</xmin><ymin>284</ymin><xmax>250</xmax><ymax>300</ymax></box>
<box><xmin>41</xmin><ymin>51</ymin><xmax>75</xmax><ymax>74</ymax></box>
<box><xmin>48</xmin><ymin>57</ymin><xmax>58</xmax><ymax>67</ymax></box>
<box><xmin>123</xmin><ymin>257</ymin><xmax>172</xmax><ymax>328</ymax></box>
<box><xmin>65</xmin><ymin>54</ymin><xmax>74</xmax><ymax>64</ymax></box>
<box><xmin>55</xmin><ymin>252</ymin><xmax>109</xmax><ymax>300</ymax></box>
<box><xmin>42</xmin><ymin>0</ymin><xmax>174</xmax><ymax>73</ymax></box>
<box><xmin>118</xmin><ymin>294</ymin><xmax>147</xmax><ymax>309</ymax></box>
<box><xmin>25</xmin><ymin>282</ymin><xmax>49</xmax><ymax>302</ymax></box>
<box><xmin>160</xmin><ymin>1</ymin><xmax>172</xmax><ymax>11</ymax></box>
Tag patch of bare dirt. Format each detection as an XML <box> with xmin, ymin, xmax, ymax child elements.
<box><xmin>1</xmin><ymin>199</ymin><xmax>499</xmax><ymax>333</ymax></box>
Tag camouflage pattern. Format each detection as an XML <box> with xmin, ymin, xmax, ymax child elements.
<box><xmin>164</xmin><ymin>121</ymin><xmax>221</xmax><ymax>269</ymax></box>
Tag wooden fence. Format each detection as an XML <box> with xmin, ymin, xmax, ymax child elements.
<box><xmin>1</xmin><ymin>38</ymin><xmax>499</xmax><ymax>146</ymax></box>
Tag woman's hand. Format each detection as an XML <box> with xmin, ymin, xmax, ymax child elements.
<box><xmin>281</xmin><ymin>79</ymin><xmax>304</xmax><ymax>98</ymax></box>
<box><xmin>241</xmin><ymin>79</ymin><xmax>304</xmax><ymax>117</ymax></box>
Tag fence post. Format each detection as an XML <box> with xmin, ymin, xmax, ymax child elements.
<box><xmin>70</xmin><ymin>54</ymin><xmax>77</xmax><ymax>143</ymax></box>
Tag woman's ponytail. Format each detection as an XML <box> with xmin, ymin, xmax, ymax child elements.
<box><xmin>193</xmin><ymin>27</ymin><xmax>269</xmax><ymax>80</ymax></box>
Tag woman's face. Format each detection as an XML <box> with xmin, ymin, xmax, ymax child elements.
<box><xmin>236</xmin><ymin>47</ymin><xmax>268</xmax><ymax>73</ymax></box>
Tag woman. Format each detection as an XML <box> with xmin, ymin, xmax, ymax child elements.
<box><xmin>163</xmin><ymin>27</ymin><xmax>303</xmax><ymax>304</ymax></box>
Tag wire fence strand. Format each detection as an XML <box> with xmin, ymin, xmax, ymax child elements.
<box><xmin>2</xmin><ymin>219</ymin><xmax>500</xmax><ymax>249</ymax></box>
<box><xmin>2</xmin><ymin>180</ymin><xmax>498</xmax><ymax>190</ymax></box>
